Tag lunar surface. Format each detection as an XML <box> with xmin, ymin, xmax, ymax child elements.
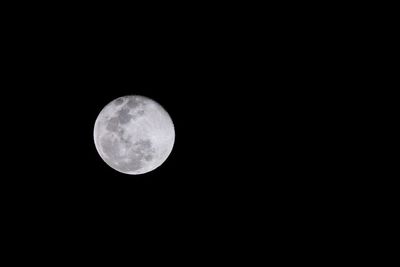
<box><xmin>93</xmin><ymin>95</ymin><xmax>175</xmax><ymax>175</ymax></box>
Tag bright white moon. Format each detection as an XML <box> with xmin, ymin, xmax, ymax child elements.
<box><xmin>93</xmin><ymin>95</ymin><xmax>175</xmax><ymax>175</ymax></box>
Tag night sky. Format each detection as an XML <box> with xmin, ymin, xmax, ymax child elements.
<box><xmin>2</xmin><ymin>9</ymin><xmax>337</xmax><ymax>256</ymax></box>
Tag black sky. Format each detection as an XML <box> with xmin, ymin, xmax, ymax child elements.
<box><xmin>6</xmin><ymin>30</ymin><xmax>282</xmax><ymax>216</ymax></box>
<box><xmin>1</xmin><ymin>8</ymin><xmax>342</xmax><ymax>254</ymax></box>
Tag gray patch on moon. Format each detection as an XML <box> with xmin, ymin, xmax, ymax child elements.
<box><xmin>101</xmin><ymin>137</ymin><xmax>120</xmax><ymax>158</ymax></box>
<box><xmin>126</xmin><ymin>96</ymin><xmax>145</xmax><ymax>109</ymax></box>
<box><xmin>128</xmin><ymin>108</ymin><xmax>145</xmax><ymax>121</ymax></box>
<box><xmin>112</xmin><ymin>152</ymin><xmax>144</xmax><ymax>172</ymax></box>
<box><xmin>106</xmin><ymin>117</ymin><xmax>119</xmax><ymax>132</ymax></box>
<box><xmin>119</xmin><ymin>135</ymin><xmax>133</xmax><ymax>148</ymax></box>
<box><xmin>116</xmin><ymin>127</ymin><xmax>125</xmax><ymax>136</ymax></box>
<box><xmin>100</xmin><ymin>136</ymin><xmax>155</xmax><ymax>172</ymax></box>
<box><xmin>125</xmin><ymin>139</ymin><xmax>155</xmax><ymax>171</ymax></box>
<box><xmin>134</xmin><ymin>139</ymin><xmax>152</xmax><ymax>149</ymax></box>
<box><xmin>117</xmin><ymin>108</ymin><xmax>132</xmax><ymax>124</ymax></box>
<box><xmin>102</xmin><ymin>158</ymin><xmax>141</xmax><ymax>173</ymax></box>
<box><xmin>144</xmin><ymin>155</ymin><xmax>153</xmax><ymax>161</ymax></box>
<box><xmin>114</xmin><ymin>97</ymin><xmax>124</xmax><ymax>105</ymax></box>
<box><xmin>105</xmin><ymin>106</ymin><xmax>133</xmax><ymax>133</ymax></box>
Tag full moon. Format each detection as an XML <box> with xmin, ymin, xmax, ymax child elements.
<box><xmin>93</xmin><ymin>95</ymin><xmax>175</xmax><ymax>175</ymax></box>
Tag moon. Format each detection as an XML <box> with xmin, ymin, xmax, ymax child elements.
<box><xmin>93</xmin><ymin>95</ymin><xmax>175</xmax><ymax>175</ymax></box>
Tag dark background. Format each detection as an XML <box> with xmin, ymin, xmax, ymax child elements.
<box><xmin>1</xmin><ymin>5</ymin><xmax>347</xmax><ymax>258</ymax></box>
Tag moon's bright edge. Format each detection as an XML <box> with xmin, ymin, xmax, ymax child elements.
<box><xmin>93</xmin><ymin>95</ymin><xmax>175</xmax><ymax>175</ymax></box>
